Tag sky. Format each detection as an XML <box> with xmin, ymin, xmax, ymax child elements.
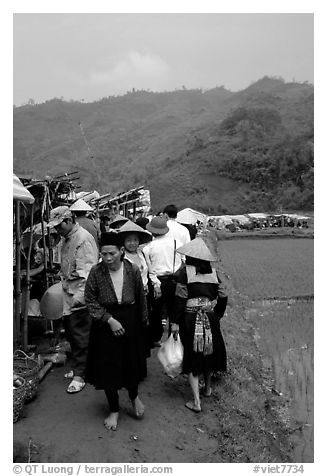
<box><xmin>13</xmin><ymin>12</ymin><xmax>314</xmax><ymax>106</ymax></box>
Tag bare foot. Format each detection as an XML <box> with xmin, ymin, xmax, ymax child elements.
<box><xmin>185</xmin><ymin>400</ymin><xmax>201</xmax><ymax>413</ymax></box>
<box><xmin>131</xmin><ymin>396</ymin><xmax>145</xmax><ymax>419</ymax></box>
<box><xmin>104</xmin><ymin>412</ymin><xmax>119</xmax><ymax>431</ymax></box>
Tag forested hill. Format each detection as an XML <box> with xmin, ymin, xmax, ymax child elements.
<box><xmin>13</xmin><ymin>76</ymin><xmax>313</xmax><ymax>214</ymax></box>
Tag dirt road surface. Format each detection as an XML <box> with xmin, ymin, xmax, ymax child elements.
<box><xmin>14</xmin><ymin>339</ymin><xmax>231</xmax><ymax>463</ymax></box>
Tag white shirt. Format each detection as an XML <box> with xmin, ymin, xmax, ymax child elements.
<box><xmin>166</xmin><ymin>219</ymin><xmax>191</xmax><ymax>246</ymax></box>
<box><xmin>109</xmin><ymin>264</ymin><xmax>124</xmax><ymax>304</ymax></box>
<box><xmin>143</xmin><ymin>234</ymin><xmax>183</xmax><ymax>287</ymax></box>
<box><xmin>124</xmin><ymin>250</ymin><xmax>148</xmax><ymax>289</ymax></box>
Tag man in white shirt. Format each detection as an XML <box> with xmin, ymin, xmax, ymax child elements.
<box><xmin>143</xmin><ymin>216</ymin><xmax>183</xmax><ymax>347</ymax></box>
<box><xmin>163</xmin><ymin>204</ymin><xmax>191</xmax><ymax>246</ymax></box>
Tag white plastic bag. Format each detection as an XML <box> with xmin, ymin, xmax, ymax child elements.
<box><xmin>157</xmin><ymin>334</ymin><xmax>184</xmax><ymax>378</ymax></box>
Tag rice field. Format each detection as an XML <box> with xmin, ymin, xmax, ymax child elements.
<box><xmin>249</xmin><ymin>300</ymin><xmax>314</xmax><ymax>462</ymax></box>
<box><xmin>217</xmin><ymin>238</ymin><xmax>314</xmax><ymax>300</ymax></box>
<box><xmin>218</xmin><ymin>238</ymin><xmax>314</xmax><ymax>462</ymax></box>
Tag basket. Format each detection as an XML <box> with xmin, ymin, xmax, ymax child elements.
<box><xmin>13</xmin><ymin>350</ymin><xmax>41</xmax><ymax>401</ymax></box>
<box><xmin>13</xmin><ymin>375</ymin><xmax>26</xmax><ymax>423</ymax></box>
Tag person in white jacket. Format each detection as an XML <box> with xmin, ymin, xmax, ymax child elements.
<box><xmin>47</xmin><ymin>206</ymin><xmax>99</xmax><ymax>394</ymax></box>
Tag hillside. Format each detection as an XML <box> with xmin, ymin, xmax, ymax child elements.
<box><xmin>13</xmin><ymin>77</ymin><xmax>314</xmax><ymax>214</ymax></box>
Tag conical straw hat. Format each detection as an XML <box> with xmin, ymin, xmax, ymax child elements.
<box><xmin>69</xmin><ymin>198</ymin><xmax>93</xmax><ymax>211</ymax></box>
<box><xmin>40</xmin><ymin>282</ymin><xmax>63</xmax><ymax>320</ymax></box>
<box><xmin>110</xmin><ymin>215</ymin><xmax>130</xmax><ymax>229</ymax></box>
<box><xmin>176</xmin><ymin>237</ymin><xmax>216</xmax><ymax>262</ymax></box>
<box><xmin>118</xmin><ymin>221</ymin><xmax>152</xmax><ymax>245</ymax></box>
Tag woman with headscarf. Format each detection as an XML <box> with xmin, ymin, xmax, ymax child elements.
<box><xmin>170</xmin><ymin>237</ymin><xmax>228</xmax><ymax>413</ymax></box>
<box><xmin>85</xmin><ymin>232</ymin><xmax>148</xmax><ymax>431</ymax></box>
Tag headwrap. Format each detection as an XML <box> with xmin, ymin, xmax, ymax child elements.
<box><xmin>99</xmin><ymin>231</ymin><xmax>123</xmax><ymax>248</ymax></box>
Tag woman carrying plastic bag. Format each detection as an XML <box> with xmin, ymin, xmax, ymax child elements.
<box><xmin>169</xmin><ymin>238</ymin><xmax>228</xmax><ymax>413</ymax></box>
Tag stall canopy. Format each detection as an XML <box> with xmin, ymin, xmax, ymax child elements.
<box><xmin>230</xmin><ymin>215</ymin><xmax>250</xmax><ymax>225</ymax></box>
<box><xmin>247</xmin><ymin>213</ymin><xmax>268</xmax><ymax>220</ymax></box>
<box><xmin>176</xmin><ymin>208</ymin><xmax>207</xmax><ymax>225</ymax></box>
<box><xmin>13</xmin><ymin>174</ymin><xmax>35</xmax><ymax>204</ymax></box>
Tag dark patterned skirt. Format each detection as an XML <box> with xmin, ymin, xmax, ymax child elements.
<box><xmin>179</xmin><ymin>310</ymin><xmax>227</xmax><ymax>376</ymax></box>
<box><xmin>86</xmin><ymin>303</ymin><xmax>147</xmax><ymax>390</ymax></box>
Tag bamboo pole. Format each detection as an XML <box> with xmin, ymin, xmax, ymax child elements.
<box><xmin>40</xmin><ymin>217</ymin><xmax>49</xmax><ymax>289</ymax></box>
<box><xmin>22</xmin><ymin>203</ymin><xmax>34</xmax><ymax>351</ymax></box>
<box><xmin>45</xmin><ymin>192</ymin><xmax>54</xmax><ymax>281</ymax></box>
<box><xmin>14</xmin><ymin>201</ymin><xmax>22</xmax><ymax>348</ymax></box>
<box><xmin>41</xmin><ymin>190</ymin><xmax>53</xmax><ymax>334</ymax></box>
<box><xmin>38</xmin><ymin>361</ymin><xmax>53</xmax><ymax>382</ymax></box>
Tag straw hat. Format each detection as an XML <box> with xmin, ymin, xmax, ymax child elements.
<box><xmin>118</xmin><ymin>221</ymin><xmax>152</xmax><ymax>245</ymax></box>
<box><xmin>146</xmin><ymin>216</ymin><xmax>169</xmax><ymax>235</ymax></box>
<box><xmin>109</xmin><ymin>215</ymin><xmax>130</xmax><ymax>229</ymax></box>
<box><xmin>69</xmin><ymin>198</ymin><xmax>93</xmax><ymax>212</ymax></box>
<box><xmin>40</xmin><ymin>282</ymin><xmax>63</xmax><ymax>320</ymax></box>
<box><xmin>176</xmin><ymin>209</ymin><xmax>198</xmax><ymax>225</ymax></box>
<box><xmin>176</xmin><ymin>237</ymin><xmax>216</xmax><ymax>262</ymax></box>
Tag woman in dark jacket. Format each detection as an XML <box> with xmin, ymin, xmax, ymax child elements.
<box><xmin>171</xmin><ymin>237</ymin><xmax>227</xmax><ymax>413</ymax></box>
<box><xmin>85</xmin><ymin>232</ymin><xmax>148</xmax><ymax>431</ymax></box>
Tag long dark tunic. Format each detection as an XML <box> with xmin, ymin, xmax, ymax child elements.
<box><xmin>171</xmin><ymin>264</ymin><xmax>228</xmax><ymax>376</ymax></box>
<box><xmin>85</xmin><ymin>259</ymin><xmax>148</xmax><ymax>390</ymax></box>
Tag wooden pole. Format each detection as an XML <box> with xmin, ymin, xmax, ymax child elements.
<box><xmin>22</xmin><ymin>203</ymin><xmax>34</xmax><ymax>351</ymax></box>
<box><xmin>40</xmin><ymin>217</ymin><xmax>49</xmax><ymax>290</ymax></box>
<box><xmin>38</xmin><ymin>361</ymin><xmax>53</xmax><ymax>382</ymax></box>
<box><xmin>14</xmin><ymin>201</ymin><xmax>22</xmax><ymax>348</ymax></box>
<box><xmin>45</xmin><ymin>192</ymin><xmax>54</xmax><ymax>281</ymax></box>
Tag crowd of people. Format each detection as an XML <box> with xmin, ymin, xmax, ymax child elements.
<box><xmin>29</xmin><ymin>201</ymin><xmax>228</xmax><ymax>431</ymax></box>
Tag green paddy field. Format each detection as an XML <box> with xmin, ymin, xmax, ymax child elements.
<box><xmin>216</xmin><ymin>237</ymin><xmax>314</xmax><ymax>462</ymax></box>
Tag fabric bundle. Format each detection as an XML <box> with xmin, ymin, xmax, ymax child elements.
<box><xmin>193</xmin><ymin>309</ymin><xmax>213</xmax><ymax>356</ymax></box>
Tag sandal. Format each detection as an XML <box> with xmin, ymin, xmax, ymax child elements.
<box><xmin>66</xmin><ymin>378</ymin><xmax>85</xmax><ymax>394</ymax></box>
<box><xmin>64</xmin><ymin>370</ymin><xmax>74</xmax><ymax>379</ymax></box>
<box><xmin>185</xmin><ymin>401</ymin><xmax>201</xmax><ymax>413</ymax></box>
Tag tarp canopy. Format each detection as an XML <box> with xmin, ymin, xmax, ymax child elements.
<box><xmin>76</xmin><ymin>190</ymin><xmax>100</xmax><ymax>202</ymax></box>
<box><xmin>247</xmin><ymin>213</ymin><xmax>268</xmax><ymax>219</ymax></box>
<box><xmin>285</xmin><ymin>214</ymin><xmax>310</xmax><ymax>220</ymax></box>
<box><xmin>13</xmin><ymin>174</ymin><xmax>35</xmax><ymax>204</ymax></box>
<box><xmin>230</xmin><ymin>215</ymin><xmax>250</xmax><ymax>224</ymax></box>
<box><xmin>176</xmin><ymin>208</ymin><xmax>207</xmax><ymax>225</ymax></box>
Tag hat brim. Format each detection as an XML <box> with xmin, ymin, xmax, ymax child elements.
<box><xmin>47</xmin><ymin>218</ymin><xmax>63</xmax><ymax>228</ymax></box>
<box><xmin>146</xmin><ymin>224</ymin><xmax>169</xmax><ymax>235</ymax></box>
<box><xmin>119</xmin><ymin>230</ymin><xmax>152</xmax><ymax>245</ymax></box>
<box><xmin>176</xmin><ymin>238</ymin><xmax>217</xmax><ymax>262</ymax></box>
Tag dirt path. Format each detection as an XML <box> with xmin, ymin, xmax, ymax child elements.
<box><xmin>14</xmin><ymin>338</ymin><xmax>229</xmax><ymax>463</ymax></box>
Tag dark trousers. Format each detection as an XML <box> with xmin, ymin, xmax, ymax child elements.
<box><xmin>104</xmin><ymin>386</ymin><xmax>138</xmax><ymax>412</ymax></box>
<box><xmin>63</xmin><ymin>308</ymin><xmax>91</xmax><ymax>378</ymax></box>
<box><xmin>149</xmin><ymin>275</ymin><xmax>176</xmax><ymax>344</ymax></box>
